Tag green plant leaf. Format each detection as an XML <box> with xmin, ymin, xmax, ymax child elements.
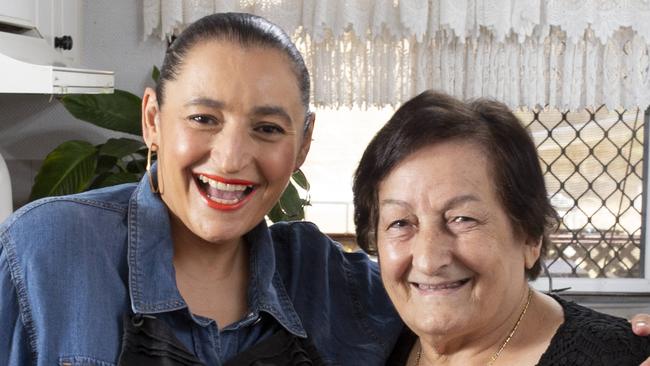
<box><xmin>30</xmin><ymin>140</ymin><xmax>98</xmax><ymax>200</ymax></box>
<box><xmin>277</xmin><ymin>182</ymin><xmax>304</xmax><ymax>221</ymax></box>
<box><xmin>92</xmin><ymin>171</ymin><xmax>140</xmax><ymax>189</ymax></box>
<box><xmin>95</xmin><ymin>153</ymin><xmax>118</xmax><ymax>175</ymax></box>
<box><xmin>126</xmin><ymin>158</ymin><xmax>146</xmax><ymax>174</ymax></box>
<box><xmin>99</xmin><ymin>138</ymin><xmax>145</xmax><ymax>159</ymax></box>
<box><xmin>291</xmin><ymin>169</ymin><xmax>310</xmax><ymax>190</ymax></box>
<box><xmin>152</xmin><ymin>65</ymin><xmax>160</xmax><ymax>83</ymax></box>
<box><xmin>267</xmin><ymin>203</ymin><xmax>285</xmax><ymax>223</ymax></box>
<box><xmin>60</xmin><ymin>90</ymin><xmax>142</xmax><ymax>135</ymax></box>
<box><xmin>134</xmin><ymin>148</ymin><xmax>148</xmax><ymax>158</ymax></box>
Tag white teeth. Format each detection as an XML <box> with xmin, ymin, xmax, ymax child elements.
<box><xmin>207</xmin><ymin>196</ymin><xmax>239</xmax><ymax>205</ymax></box>
<box><xmin>417</xmin><ymin>280</ymin><xmax>467</xmax><ymax>290</ymax></box>
<box><xmin>198</xmin><ymin>175</ymin><xmax>250</xmax><ymax>191</ymax></box>
<box><xmin>216</xmin><ymin>181</ymin><xmax>246</xmax><ymax>192</ymax></box>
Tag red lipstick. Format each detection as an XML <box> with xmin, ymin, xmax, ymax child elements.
<box><xmin>195</xmin><ymin>173</ymin><xmax>256</xmax><ymax>186</ymax></box>
<box><xmin>194</xmin><ymin>173</ymin><xmax>257</xmax><ymax>211</ymax></box>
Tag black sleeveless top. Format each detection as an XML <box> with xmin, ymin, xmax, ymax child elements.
<box><xmin>386</xmin><ymin>295</ymin><xmax>650</xmax><ymax>366</ymax></box>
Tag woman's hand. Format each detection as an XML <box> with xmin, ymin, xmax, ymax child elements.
<box><xmin>631</xmin><ymin>314</ymin><xmax>650</xmax><ymax>366</ymax></box>
<box><xmin>633</xmin><ymin>314</ymin><xmax>650</xmax><ymax>336</ymax></box>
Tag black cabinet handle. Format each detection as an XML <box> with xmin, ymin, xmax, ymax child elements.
<box><xmin>54</xmin><ymin>35</ymin><xmax>73</xmax><ymax>50</ymax></box>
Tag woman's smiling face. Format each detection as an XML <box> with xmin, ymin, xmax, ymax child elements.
<box><xmin>142</xmin><ymin>40</ymin><xmax>312</xmax><ymax>245</ymax></box>
<box><xmin>376</xmin><ymin>140</ymin><xmax>539</xmax><ymax>343</ymax></box>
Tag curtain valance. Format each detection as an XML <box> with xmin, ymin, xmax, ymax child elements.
<box><xmin>143</xmin><ymin>0</ymin><xmax>650</xmax><ymax>111</ymax></box>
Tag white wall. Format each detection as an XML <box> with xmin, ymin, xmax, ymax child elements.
<box><xmin>0</xmin><ymin>0</ymin><xmax>164</xmax><ymax>208</ymax></box>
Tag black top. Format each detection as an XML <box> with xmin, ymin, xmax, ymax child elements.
<box><xmin>117</xmin><ymin>312</ymin><xmax>326</xmax><ymax>366</ymax></box>
<box><xmin>386</xmin><ymin>295</ymin><xmax>650</xmax><ymax>366</ymax></box>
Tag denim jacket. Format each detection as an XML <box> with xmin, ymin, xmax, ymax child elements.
<box><xmin>0</xmin><ymin>174</ymin><xmax>402</xmax><ymax>366</ymax></box>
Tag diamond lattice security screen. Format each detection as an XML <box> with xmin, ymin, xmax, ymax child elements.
<box><xmin>517</xmin><ymin>107</ymin><xmax>645</xmax><ymax>279</ymax></box>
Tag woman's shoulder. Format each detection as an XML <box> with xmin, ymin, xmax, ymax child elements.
<box><xmin>538</xmin><ymin>294</ymin><xmax>650</xmax><ymax>365</ymax></box>
<box><xmin>1</xmin><ymin>183</ymin><xmax>136</xmax><ymax>259</ymax></box>
<box><xmin>554</xmin><ymin>295</ymin><xmax>645</xmax><ymax>339</ymax></box>
<box><xmin>268</xmin><ymin>220</ymin><xmax>338</xmax><ymax>247</ymax></box>
<box><xmin>268</xmin><ymin>220</ymin><xmax>378</xmax><ymax>273</ymax></box>
<box><xmin>2</xmin><ymin>183</ymin><xmax>136</xmax><ymax>229</ymax></box>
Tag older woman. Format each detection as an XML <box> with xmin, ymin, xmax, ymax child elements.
<box><xmin>0</xmin><ymin>13</ymin><xmax>400</xmax><ymax>365</ymax></box>
<box><xmin>353</xmin><ymin>90</ymin><xmax>650</xmax><ymax>365</ymax></box>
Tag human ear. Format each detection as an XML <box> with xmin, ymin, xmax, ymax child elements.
<box><xmin>294</xmin><ymin>112</ymin><xmax>315</xmax><ymax>171</ymax></box>
<box><xmin>142</xmin><ymin>87</ymin><xmax>161</xmax><ymax>148</ymax></box>
<box><xmin>524</xmin><ymin>236</ymin><xmax>542</xmax><ymax>270</ymax></box>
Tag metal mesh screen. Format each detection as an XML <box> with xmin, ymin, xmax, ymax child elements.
<box><xmin>516</xmin><ymin>107</ymin><xmax>645</xmax><ymax>279</ymax></box>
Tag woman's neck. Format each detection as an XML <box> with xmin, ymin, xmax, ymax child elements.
<box><xmin>416</xmin><ymin>288</ymin><xmax>564</xmax><ymax>366</ymax></box>
<box><xmin>170</xmin><ymin>214</ymin><xmax>246</xmax><ymax>277</ymax></box>
<box><xmin>417</xmin><ymin>285</ymin><xmax>531</xmax><ymax>365</ymax></box>
<box><xmin>170</xmin><ymin>216</ymin><xmax>250</xmax><ymax>327</ymax></box>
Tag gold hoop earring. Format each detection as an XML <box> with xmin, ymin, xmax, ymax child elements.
<box><xmin>146</xmin><ymin>144</ymin><xmax>159</xmax><ymax>194</ymax></box>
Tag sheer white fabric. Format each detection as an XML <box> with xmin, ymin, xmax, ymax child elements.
<box><xmin>143</xmin><ymin>0</ymin><xmax>650</xmax><ymax>110</ymax></box>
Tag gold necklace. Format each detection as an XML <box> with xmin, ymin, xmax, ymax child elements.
<box><xmin>414</xmin><ymin>288</ymin><xmax>533</xmax><ymax>366</ymax></box>
<box><xmin>414</xmin><ymin>341</ymin><xmax>422</xmax><ymax>365</ymax></box>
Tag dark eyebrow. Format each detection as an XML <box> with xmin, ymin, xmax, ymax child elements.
<box><xmin>251</xmin><ymin>105</ymin><xmax>292</xmax><ymax>126</ymax></box>
<box><xmin>184</xmin><ymin>97</ymin><xmax>225</xmax><ymax>109</ymax></box>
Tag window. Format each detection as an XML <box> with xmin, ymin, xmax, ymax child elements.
<box><xmin>302</xmin><ymin>107</ymin><xmax>395</xmax><ymax>233</ymax></box>
<box><xmin>525</xmin><ymin>107</ymin><xmax>649</xmax><ymax>292</ymax></box>
<box><xmin>302</xmin><ymin>106</ymin><xmax>649</xmax><ymax>293</ymax></box>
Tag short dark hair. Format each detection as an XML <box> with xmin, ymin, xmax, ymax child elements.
<box><xmin>155</xmin><ymin>12</ymin><xmax>310</xmax><ymax>111</ymax></box>
<box><xmin>352</xmin><ymin>90</ymin><xmax>558</xmax><ymax>280</ymax></box>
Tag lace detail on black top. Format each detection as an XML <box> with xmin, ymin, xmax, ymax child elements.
<box><xmin>536</xmin><ymin>295</ymin><xmax>650</xmax><ymax>365</ymax></box>
<box><xmin>386</xmin><ymin>294</ymin><xmax>650</xmax><ymax>366</ymax></box>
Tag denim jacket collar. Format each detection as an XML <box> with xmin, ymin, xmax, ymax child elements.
<box><xmin>244</xmin><ymin>222</ymin><xmax>307</xmax><ymax>337</ymax></box>
<box><xmin>127</xmin><ymin>169</ymin><xmax>306</xmax><ymax>337</ymax></box>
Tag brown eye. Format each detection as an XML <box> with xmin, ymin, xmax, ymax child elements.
<box><xmin>451</xmin><ymin>216</ymin><xmax>473</xmax><ymax>223</ymax></box>
<box><xmin>189</xmin><ymin>115</ymin><xmax>216</xmax><ymax>125</ymax></box>
<box><xmin>388</xmin><ymin>219</ymin><xmax>411</xmax><ymax>230</ymax></box>
<box><xmin>255</xmin><ymin>123</ymin><xmax>285</xmax><ymax>135</ymax></box>
<box><xmin>448</xmin><ymin>216</ymin><xmax>479</xmax><ymax>232</ymax></box>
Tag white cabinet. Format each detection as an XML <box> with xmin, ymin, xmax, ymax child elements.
<box><xmin>37</xmin><ymin>0</ymin><xmax>81</xmax><ymax>65</ymax></box>
<box><xmin>0</xmin><ymin>0</ymin><xmax>37</xmax><ymax>29</ymax></box>
<box><xmin>0</xmin><ymin>0</ymin><xmax>80</xmax><ymax>65</ymax></box>
<box><xmin>0</xmin><ymin>0</ymin><xmax>113</xmax><ymax>94</ymax></box>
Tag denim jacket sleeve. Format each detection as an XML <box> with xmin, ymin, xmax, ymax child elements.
<box><xmin>0</xmin><ymin>193</ymin><xmax>131</xmax><ymax>366</ymax></box>
<box><xmin>0</xmin><ymin>232</ymin><xmax>34</xmax><ymax>366</ymax></box>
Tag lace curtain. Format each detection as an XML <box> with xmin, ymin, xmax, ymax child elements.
<box><xmin>143</xmin><ymin>0</ymin><xmax>650</xmax><ymax>111</ymax></box>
